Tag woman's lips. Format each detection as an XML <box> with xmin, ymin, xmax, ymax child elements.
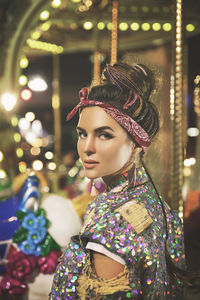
<box><xmin>83</xmin><ymin>160</ymin><xmax>99</xmax><ymax>169</ymax></box>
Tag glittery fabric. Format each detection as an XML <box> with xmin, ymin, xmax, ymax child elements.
<box><xmin>49</xmin><ymin>167</ymin><xmax>186</xmax><ymax>300</ymax></box>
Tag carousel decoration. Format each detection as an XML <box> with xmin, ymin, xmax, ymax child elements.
<box><xmin>171</xmin><ymin>0</ymin><xmax>184</xmax><ymax>216</ymax></box>
<box><xmin>0</xmin><ymin>174</ymin><xmax>61</xmax><ymax>299</ymax></box>
<box><xmin>110</xmin><ymin>0</ymin><xmax>118</xmax><ymax>65</ymax></box>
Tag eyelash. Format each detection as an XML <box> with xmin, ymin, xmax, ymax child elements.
<box><xmin>77</xmin><ymin>131</ymin><xmax>114</xmax><ymax>140</ymax></box>
<box><xmin>77</xmin><ymin>131</ymin><xmax>86</xmax><ymax>138</ymax></box>
<box><xmin>98</xmin><ymin>132</ymin><xmax>113</xmax><ymax>139</ymax></box>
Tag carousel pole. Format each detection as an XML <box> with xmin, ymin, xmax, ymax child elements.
<box><xmin>93</xmin><ymin>24</ymin><xmax>101</xmax><ymax>85</ymax></box>
<box><xmin>110</xmin><ymin>0</ymin><xmax>118</xmax><ymax>65</ymax></box>
<box><xmin>171</xmin><ymin>0</ymin><xmax>184</xmax><ymax>217</ymax></box>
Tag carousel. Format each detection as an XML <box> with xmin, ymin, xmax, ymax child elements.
<box><xmin>0</xmin><ymin>0</ymin><xmax>200</xmax><ymax>299</ymax></box>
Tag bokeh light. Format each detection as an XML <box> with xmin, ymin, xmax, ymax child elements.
<box><xmin>16</xmin><ymin>148</ymin><xmax>24</xmax><ymax>158</ymax></box>
<box><xmin>152</xmin><ymin>23</ymin><xmax>161</xmax><ymax>31</ymax></box>
<box><xmin>13</xmin><ymin>132</ymin><xmax>21</xmax><ymax>143</ymax></box>
<box><xmin>163</xmin><ymin>23</ymin><xmax>172</xmax><ymax>31</ymax></box>
<box><xmin>19</xmin><ymin>75</ymin><xmax>28</xmax><ymax>86</ymax></box>
<box><xmin>1</xmin><ymin>93</ymin><xmax>17</xmax><ymax>111</ymax></box>
<box><xmin>130</xmin><ymin>22</ymin><xmax>140</xmax><ymax>31</ymax></box>
<box><xmin>40</xmin><ymin>10</ymin><xmax>50</xmax><ymax>21</ymax></box>
<box><xmin>19</xmin><ymin>161</ymin><xmax>27</xmax><ymax>173</ymax></box>
<box><xmin>141</xmin><ymin>23</ymin><xmax>151</xmax><ymax>31</ymax></box>
<box><xmin>0</xmin><ymin>169</ymin><xmax>7</xmax><ymax>179</ymax></box>
<box><xmin>51</xmin><ymin>0</ymin><xmax>62</xmax><ymax>8</ymax></box>
<box><xmin>30</xmin><ymin>147</ymin><xmax>41</xmax><ymax>156</ymax></box>
<box><xmin>25</xmin><ymin>112</ymin><xmax>35</xmax><ymax>122</ymax></box>
<box><xmin>20</xmin><ymin>89</ymin><xmax>32</xmax><ymax>101</ymax></box>
<box><xmin>97</xmin><ymin>22</ymin><xmax>105</xmax><ymax>30</ymax></box>
<box><xmin>186</xmin><ymin>24</ymin><xmax>195</xmax><ymax>32</ymax></box>
<box><xmin>119</xmin><ymin>22</ymin><xmax>128</xmax><ymax>31</ymax></box>
<box><xmin>20</xmin><ymin>56</ymin><xmax>29</xmax><ymax>69</ymax></box>
<box><xmin>32</xmin><ymin>160</ymin><xmax>43</xmax><ymax>171</ymax></box>
<box><xmin>0</xmin><ymin>151</ymin><xmax>4</xmax><ymax>162</ymax></box>
<box><xmin>18</xmin><ymin>118</ymin><xmax>31</xmax><ymax>131</ymax></box>
<box><xmin>45</xmin><ymin>151</ymin><xmax>54</xmax><ymax>160</ymax></box>
<box><xmin>28</xmin><ymin>77</ymin><xmax>48</xmax><ymax>91</ymax></box>
<box><xmin>11</xmin><ymin>116</ymin><xmax>18</xmax><ymax>127</ymax></box>
<box><xmin>83</xmin><ymin>21</ymin><xmax>93</xmax><ymax>30</ymax></box>
<box><xmin>187</xmin><ymin>127</ymin><xmax>199</xmax><ymax>137</ymax></box>
<box><xmin>47</xmin><ymin>162</ymin><xmax>56</xmax><ymax>170</ymax></box>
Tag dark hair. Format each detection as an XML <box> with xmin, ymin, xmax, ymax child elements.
<box><xmin>88</xmin><ymin>62</ymin><xmax>159</xmax><ymax>141</ymax></box>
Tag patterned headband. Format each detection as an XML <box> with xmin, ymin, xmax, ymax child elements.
<box><xmin>66</xmin><ymin>88</ymin><xmax>151</xmax><ymax>152</ymax></box>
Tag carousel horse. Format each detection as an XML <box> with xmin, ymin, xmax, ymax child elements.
<box><xmin>0</xmin><ymin>173</ymin><xmax>40</xmax><ymax>275</ymax></box>
<box><xmin>0</xmin><ymin>172</ymin><xmax>82</xmax><ymax>300</ymax></box>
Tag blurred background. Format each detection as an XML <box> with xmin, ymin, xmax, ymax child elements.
<box><xmin>0</xmin><ymin>0</ymin><xmax>200</xmax><ymax>298</ymax></box>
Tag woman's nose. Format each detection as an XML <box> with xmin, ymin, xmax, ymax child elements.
<box><xmin>84</xmin><ymin>136</ymin><xmax>96</xmax><ymax>155</ymax></box>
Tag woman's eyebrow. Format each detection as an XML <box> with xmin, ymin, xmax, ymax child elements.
<box><xmin>94</xmin><ymin>126</ymin><xmax>114</xmax><ymax>133</ymax></box>
<box><xmin>76</xmin><ymin>126</ymin><xmax>84</xmax><ymax>131</ymax></box>
<box><xmin>76</xmin><ymin>126</ymin><xmax>114</xmax><ymax>132</ymax></box>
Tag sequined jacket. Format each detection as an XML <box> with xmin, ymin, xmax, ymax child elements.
<box><xmin>50</xmin><ymin>167</ymin><xmax>186</xmax><ymax>300</ymax></box>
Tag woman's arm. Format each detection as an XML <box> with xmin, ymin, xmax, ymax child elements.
<box><xmin>93</xmin><ymin>252</ymin><xmax>125</xmax><ymax>279</ymax></box>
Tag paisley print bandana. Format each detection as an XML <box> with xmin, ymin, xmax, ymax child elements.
<box><xmin>66</xmin><ymin>89</ymin><xmax>151</xmax><ymax>152</ymax></box>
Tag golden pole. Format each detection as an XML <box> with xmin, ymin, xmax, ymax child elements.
<box><xmin>93</xmin><ymin>51</ymin><xmax>101</xmax><ymax>85</ymax></box>
<box><xmin>171</xmin><ymin>0</ymin><xmax>184</xmax><ymax>217</ymax></box>
<box><xmin>110</xmin><ymin>0</ymin><xmax>118</xmax><ymax>65</ymax></box>
<box><xmin>52</xmin><ymin>54</ymin><xmax>61</xmax><ymax>167</ymax></box>
<box><xmin>93</xmin><ymin>24</ymin><xmax>101</xmax><ymax>85</ymax></box>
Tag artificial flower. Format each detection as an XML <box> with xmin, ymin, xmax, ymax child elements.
<box><xmin>37</xmin><ymin>250</ymin><xmax>61</xmax><ymax>274</ymax></box>
<box><xmin>36</xmin><ymin>215</ymin><xmax>46</xmax><ymax>227</ymax></box>
<box><xmin>0</xmin><ymin>275</ymin><xmax>28</xmax><ymax>297</ymax></box>
<box><xmin>27</xmin><ymin>227</ymin><xmax>46</xmax><ymax>245</ymax></box>
<box><xmin>18</xmin><ymin>240</ymin><xmax>36</xmax><ymax>255</ymax></box>
<box><xmin>6</xmin><ymin>251</ymin><xmax>36</xmax><ymax>281</ymax></box>
<box><xmin>34</xmin><ymin>245</ymin><xmax>42</xmax><ymax>256</ymax></box>
<box><xmin>22</xmin><ymin>212</ymin><xmax>38</xmax><ymax>230</ymax></box>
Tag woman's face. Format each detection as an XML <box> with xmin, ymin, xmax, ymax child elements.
<box><xmin>77</xmin><ymin>106</ymin><xmax>134</xmax><ymax>180</ymax></box>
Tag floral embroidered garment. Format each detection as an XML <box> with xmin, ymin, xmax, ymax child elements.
<box><xmin>49</xmin><ymin>167</ymin><xmax>186</xmax><ymax>299</ymax></box>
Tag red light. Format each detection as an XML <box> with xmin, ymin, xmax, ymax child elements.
<box><xmin>20</xmin><ymin>89</ymin><xmax>32</xmax><ymax>101</ymax></box>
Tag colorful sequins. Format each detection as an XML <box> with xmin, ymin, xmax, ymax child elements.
<box><xmin>49</xmin><ymin>167</ymin><xmax>186</xmax><ymax>299</ymax></box>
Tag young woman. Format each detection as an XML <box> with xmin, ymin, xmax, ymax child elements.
<box><xmin>49</xmin><ymin>62</ymin><xmax>186</xmax><ymax>299</ymax></box>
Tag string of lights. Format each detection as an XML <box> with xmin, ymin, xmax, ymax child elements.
<box><xmin>110</xmin><ymin>0</ymin><xmax>118</xmax><ymax>65</ymax></box>
<box><xmin>171</xmin><ymin>0</ymin><xmax>184</xmax><ymax>218</ymax></box>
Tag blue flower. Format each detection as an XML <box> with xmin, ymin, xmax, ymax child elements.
<box><xmin>22</xmin><ymin>212</ymin><xmax>38</xmax><ymax>230</ymax></box>
<box><xmin>27</xmin><ymin>228</ymin><xmax>46</xmax><ymax>245</ymax></box>
<box><xmin>18</xmin><ymin>240</ymin><xmax>36</xmax><ymax>255</ymax></box>
<box><xmin>36</xmin><ymin>215</ymin><xmax>46</xmax><ymax>227</ymax></box>
<box><xmin>35</xmin><ymin>245</ymin><xmax>42</xmax><ymax>256</ymax></box>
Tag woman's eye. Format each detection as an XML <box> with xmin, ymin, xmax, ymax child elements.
<box><xmin>77</xmin><ymin>131</ymin><xmax>87</xmax><ymax>138</ymax></box>
<box><xmin>99</xmin><ymin>132</ymin><xmax>113</xmax><ymax>139</ymax></box>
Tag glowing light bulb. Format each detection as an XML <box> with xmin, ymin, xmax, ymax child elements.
<box><xmin>19</xmin><ymin>75</ymin><xmax>28</xmax><ymax>86</ymax></box>
<box><xmin>1</xmin><ymin>93</ymin><xmax>17</xmax><ymax>111</ymax></box>
<box><xmin>40</xmin><ymin>10</ymin><xmax>50</xmax><ymax>21</ymax></box>
<box><xmin>32</xmin><ymin>160</ymin><xmax>43</xmax><ymax>171</ymax></box>
<box><xmin>119</xmin><ymin>22</ymin><xmax>128</xmax><ymax>31</ymax></box>
<box><xmin>186</xmin><ymin>24</ymin><xmax>195</xmax><ymax>32</ymax></box>
<box><xmin>130</xmin><ymin>23</ymin><xmax>140</xmax><ymax>31</ymax></box>
<box><xmin>97</xmin><ymin>22</ymin><xmax>105</xmax><ymax>30</ymax></box>
<box><xmin>141</xmin><ymin>23</ymin><xmax>150</xmax><ymax>31</ymax></box>
<box><xmin>20</xmin><ymin>56</ymin><xmax>29</xmax><ymax>68</ymax></box>
<box><xmin>83</xmin><ymin>21</ymin><xmax>93</xmax><ymax>30</ymax></box>
<box><xmin>25</xmin><ymin>112</ymin><xmax>35</xmax><ymax>122</ymax></box>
